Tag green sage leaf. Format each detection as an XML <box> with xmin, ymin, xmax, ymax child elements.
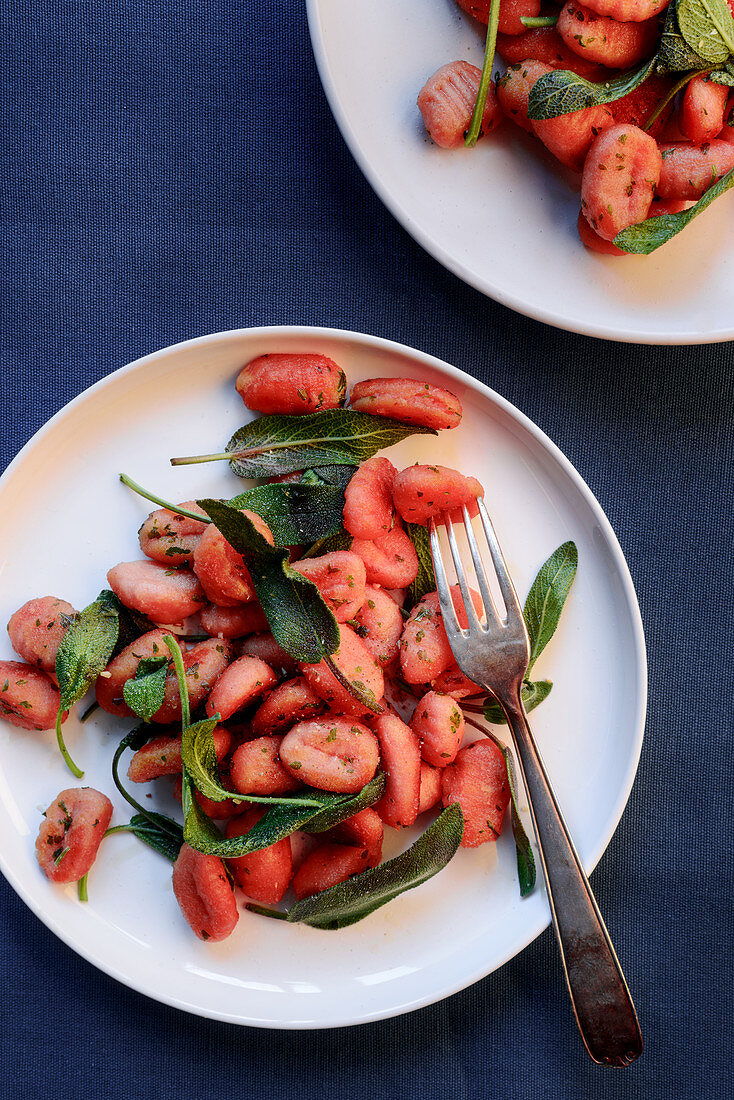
<box><xmin>127</xmin><ymin>812</ymin><xmax>183</xmax><ymax>861</ymax></box>
<box><xmin>223</xmin><ymin>410</ymin><xmax>436</xmax><ymax>479</ymax></box>
<box><xmin>481</xmin><ymin>727</ymin><xmax>536</xmax><ymax>896</ymax></box>
<box><xmin>406</xmin><ymin>523</ymin><xmax>436</xmax><ymax>605</ymax></box>
<box><xmin>286</xmin><ymin>804</ymin><xmax>464</xmax><ymax>929</ymax></box>
<box><xmin>303</xmin><ymin>771</ymin><xmax>386</xmax><ymax>833</ymax></box>
<box><xmin>227</xmin><ymin>481</ymin><xmax>347</xmax><ymax>546</ymax></box>
<box><xmin>182</xmin><ymin>773</ymin><xmax>384</xmax><ymax>856</ymax></box>
<box><xmin>615</xmin><ymin>166</ymin><xmax>734</xmax><ymax>253</ymax></box>
<box><xmin>709</xmin><ymin>63</ymin><xmax>734</xmax><ymax>83</ymax></box>
<box><xmin>524</xmin><ymin>541</ymin><xmax>578</xmax><ymax>672</ymax></box>
<box><xmin>56</xmin><ymin>598</ymin><xmax>119</xmax><ymax>712</ymax></box>
<box><xmin>658</xmin><ymin>2</ymin><xmax>711</xmax><ymax>71</ymax></box>
<box><xmin>181</xmin><ymin>716</ymin><xmax>229</xmax><ymax>801</ymax></box>
<box><xmin>198</xmin><ymin>498</ymin><xmax>340</xmax><ymax>663</ymax></box>
<box><xmin>527</xmin><ymin>58</ymin><xmax>656</xmax><ymax>121</ymax></box>
<box><xmin>301</xmin><ymin>465</ymin><xmax>357</xmax><ymax>489</ymax></box>
<box><xmin>122</xmin><ymin>656</ymin><xmax>168</xmax><ymax>721</ymax></box>
<box><xmin>482</xmin><ymin>680</ymin><xmax>553</xmax><ymax>725</ymax></box>
<box><xmin>677</xmin><ymin>0</ymin><xmax>734</xmax><ymax>63</ymax></box>
<box><xmin>54</xmin><ymin>594</ymin><xmax>121</xmax><ymax>775</ymax></box>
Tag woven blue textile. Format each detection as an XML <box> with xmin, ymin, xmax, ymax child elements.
<box><xmin>2</xmin><ymin>2</ymin><xmax>733</xmax><ymax>1096</ymax></box>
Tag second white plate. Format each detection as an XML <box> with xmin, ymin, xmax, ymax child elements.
<box><xmin>0</xmin><ymin>326</ymin><xmax>645</xmax><ymax>1026</ymax></box>
<box><xmin>308</xmin><ymin>0</ymin><xmax>734</xmax><ymax>343</ymax></box>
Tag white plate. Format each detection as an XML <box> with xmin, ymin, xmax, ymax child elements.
<box><xmin>0</xmin><ymin>326</ymin><xmax>646</xmax><ymax>1027</ymax></box>
<box><xmin>307</xmin><ymin>0</ymin><xmax>734</xmax><ymax>344</ymax></box>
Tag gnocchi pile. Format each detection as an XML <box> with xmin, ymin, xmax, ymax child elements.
<box><xmin>418</xmin><ymin>0</ymin><xmax>734</xmax><ymax>254</ymax></box>
<box><xmin>1</xmin><ymin>353</ymin><xmax>562</xmax><ymax>941</ymax></box>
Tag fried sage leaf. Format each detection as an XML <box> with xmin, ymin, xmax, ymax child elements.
<box><xmin>482</xmin><ymin>679</ymin><xmax>553</xmax><ymax>725</ymax></box>
<box><xmin>56</xmin><ymin>598</ymin><xmax>119</xmax><ymax>713</ymax></box>
<box><xmin>658</xmin><ymin>1</ymin><xmax>711</xmax><ymax>71</ymax></box>
<box><xmin>524</xmin><ymin>541</ymin><xmax>578</xmax><ymax>672</ymax></box>
<box><xmin>122</xmin><ymin>656</ymin><xmax>168</xmax><ymax>721</ymax></box>
<box><xmin>182</xmin><ymin>773</ymin><xmax>386</xmax><ymax>856</ymax></box>
<box><xmin>97</xmin><ymin>588</ymin><xmax>156</xmax><ymax>656</ymax></box>
<box><xmin>198</xmin><ymin>499</ymin><xmax>339</xmax><ymax>663</ymax></box>
<box><xmin>285</xmin><ymin>804</ymin><xmax>464</xmax><ymax>929</ymax></box>
<box><xmin>303</xmin><ymin>771</ymin><xmax>386</xmax><ymax>833</ymax></box>
<box><xmin>677</xmin><ymin>0</ymin><xmax>734</xmax><ymax>64</ymax></box>
<box><xmin>615</xmin><ymin>167</ymin><xmax>734</xmax><ymax>253</ymax></box>
<box><xmin>709</xmin><ymin>62</ymin><xmax>734</xmax><ymax>83</ymax></box>
<box><xmin>126</xmin><ymin>812</ymin><xmax>183</xmax><ymax>861</ymax></box>
<box><xmin>54</xmin><ymin>595</ymin><xmax>121</xmax><ymax>776</ymax></box>
<box><xmin>227</xmin><ymin>482</ymin><xmax>347</xmax><ymax>546</ymax></box>
<box><xmin>172</xmin><ymin>410</ymin><xmax>435</xmax><ymax>478</ymax></box>
<box><xmin>527</xmin><ymin>58</ymin><xmax>656</xmax><ymax>121</ymax></box>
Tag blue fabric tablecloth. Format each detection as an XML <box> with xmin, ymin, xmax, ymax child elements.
<box><xmin>2</xmin><ymin>3</ymin><xmax>732</xmax><ymax>1096</ymax></box>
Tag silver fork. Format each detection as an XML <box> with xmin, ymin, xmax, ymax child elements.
<box><xmin>429</xmin><ymin>499</ymin><xmax>643</xmax><ymax>1067</ymax></box>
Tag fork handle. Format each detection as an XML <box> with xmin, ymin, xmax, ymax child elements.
<box><xmin>502</xmin><ymin>692</ymin><xmax>643</xmax><ymax>1067</ymax></box>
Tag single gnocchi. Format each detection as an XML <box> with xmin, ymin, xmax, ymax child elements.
<box><xmin>192</xmin><ymin>510</ymin><xmax>274</xmax><ymax>607</ymax></box>
<box><xmin>372</xmin><ymin>713</ymin><xmax>421</xmax><ymax>828</ymax></box>
<box><xmin>392</xmin><ymin>465</ymin><xmax>483</xmax><ymax>526</ymax></box>
<box><xmin>230</xmin><ymin>735</ymin><xmax>303</xmax><ymax>797</ymax></box>
<box><xmin>36</xmin><ymin>787</ymin><xmax>113</xmax><ymax>884</ymax></box>
<box><xmin>292</xmin><ymin>842</ymin><xmax>370</xmax><ymax>900</ymax></box>
<box><xmin>250</xmin><ymin>675</ymin><xmax>326</xmax><ymax>737</ymax></box>
<box><xmin>7</xmin><ymin>596</ymin><xmax>77</xmax><ymax>674</ymax></box>
<box><xmin>351</xmin><ymin>524</ymin><xmax>420</xmax><ymax>589</ymax></box>
<box><xmin>349</xmin><ymin>377</ymin><xmax>463</xmax><ymax>430</ymax></box>
<box><xmin>226</xmin><ymin>807</ymin><xmax>294</xmax><ymax>904</ymax></box>
<box><xmin>410</xmin><ymin>691</ymin><xmax>465</xmax><ymax>768</ymax></box>
<box><xmin>291</xmin><ymin>551</ymin><xmax>367</xmax><ymax>622</ymax></box>
<box><xmin>656</xmin><ymin>140</ymin><xmax>734</xmax><ymax>200</ymax></box>
<box><xmin>138</xmin><ymin>501</ymin><xmax>208</xmax><ymax>565</ymax></box>
<box><xmin>235</xmin><ymin>353</ymin><xmax>346</xmax><ymax>415</ymax></box>
<box><xmin>418</xmin><ymin>61</ymin><xmax>502</xmax><ymax>150</ymax></box>
<box><xmin>557</xmin><ymin>4</ymin><xmax>659</xmax><ymax>70</ymax></box>
<box><xmin>279</xmin><ymin>716</ymin><xmax>380</xmax><ymax>793</ymax></box>
<box><xmin>581</xmin><ymin>124</ymin><xmax>661</xmax><ymax>241</ymax></box>
<box><xmin>441</xmin><ymin>739</ymin><xmax>511</xmax><ymax>848</ymax></box>
<box><xmin>172</xmin><ymin>843</ymin><xmax>239</xmax><ymax>941</ymax></box>
<box><xmin>342</xmin><ymin>457</ymin><xmax>397</xmax><ymax>541</ymax></box>
<box><xmin>300</xmin><ymin>623</ymin><xmax>385</xmax><ymax>717</ymax></box>
<box><xmin>0</xmin><ymin>660</ymin><xmax>64</xmax><ymax>731</ymax></box>
<box><xmin>204</xmin><ymin>654</ymin><xmax>278</xmax><ymax>720</ymax></box>
<box><xmin>107</xmin><ymin>560</ymin><xmax>206</xmax><ymax>623</ymax></box>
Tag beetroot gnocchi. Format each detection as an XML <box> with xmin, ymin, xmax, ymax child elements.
<box><xmin>5</xmin><ymin>351</ymin><xmax>574</xmax><ymax>951</ymax></box>
<box><xmin>418</xmin><ymin>0</ymin><xmax>734</xmax><ymax>255</ymax></box>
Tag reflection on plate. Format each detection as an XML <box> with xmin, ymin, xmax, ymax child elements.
<box><xmin>307</xmin><ymin>0</ymin><xmax>734</xmax><ymax>344</ymax></box>
<box><xmin>0</xmin><ymin>327</ymin><xmax>645</xmax><ymax>1027</ymax></box>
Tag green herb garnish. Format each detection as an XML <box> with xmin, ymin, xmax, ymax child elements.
<box><xmin>197</xmin><ymin>499</ymin><xmax>340</xmax><ymax>663</ymax></box>
<box><xmin>54</xmin><ymin>596</ymin><xmax>120</xmax><ymax>776</ymax></box>
<box><xmin>122</xmin><ymin>656</ymin><xmax>168</xmax><ymax>722</ymax></box>
<box><xmin>465</xmin><ymin>0</ymin><xmax>502</xmax><ymax>147</ymax></box>
<box><xmin>614</xmin><ymin>166</ymin><xmax>734</xmax><ymax>253</ymax></box>
<box><xmin>276</xmin><ymin>804</ymin><xmax>464</xmax><ymax>929</ymax></box>
<box><xmin>170</xmin><ymin>410</ymin><xmax>435</xmax><ymax>478</ymax></box>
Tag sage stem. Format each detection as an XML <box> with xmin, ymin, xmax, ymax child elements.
<box><xmin>465</xmin><ymin>0</ymin><xmax>502</xmax><ymax>147</ymax></box>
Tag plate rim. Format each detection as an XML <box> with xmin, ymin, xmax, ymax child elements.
<box><xmin>0</xmin><ymin>324</ymin><xmax>648</xmax><ymax>1027</ymax></box>
<box><xmin>305</xmin><ymin>0</ymin><xmax>734</xmax><ymax>346</ymax></box>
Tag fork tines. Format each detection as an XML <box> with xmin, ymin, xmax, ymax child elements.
<box><xmin>428</xmin><ymin>497</ymin><xmax>524</xmax><ymax>635</ymax></box>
